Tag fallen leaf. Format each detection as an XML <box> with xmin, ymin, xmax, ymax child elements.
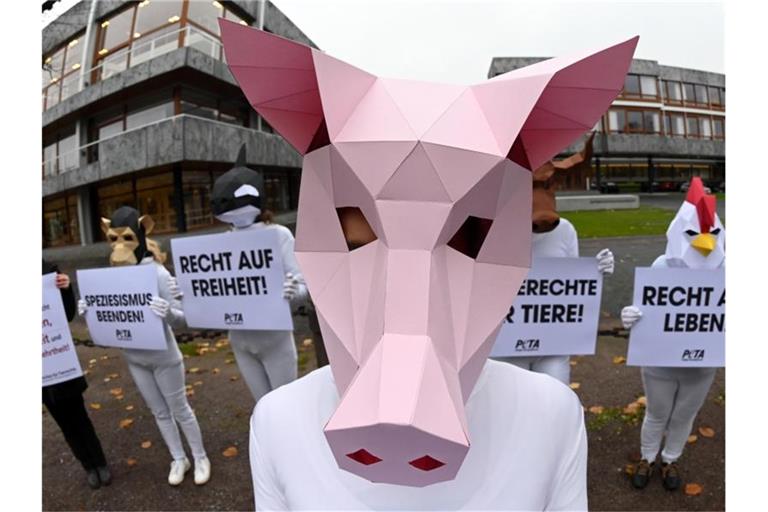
<box><xmin>126</xmin><ymin>457</ymin><xmax>138</xmax><ymax>467</ymax></box>
<box><xmin>103</xmin><ymin>377</ymin><xmax>111</xmax><ymax>383</ymax></box>
<box><xmin>230</xmin><ymin>375</ymin><xmax>239</xmax><ymax>381</ymax></box>
<box><xmin>624</xmin><ymin>463</ymin><xmax>636</xmax><ymax>476</ymax></box>
<box><xmin>186</xmin><ymin>389</ymin><xmax>195</xmax><ymax>397</ymax></box>
<box><xmin>90</xmin><ymin>403</ymin><xmax>102</xmax><ymax>410</ymax></box>
<box><xmin>115</xmin><ymin>395</ymin><xmax>124</xmax><ymax>400</ymax></box>
<box><xmin>698</xmin><ymin>427</ymin><xmax>715</xmax><ymax>438</ymax></box>
<box><xmin>125</xmin><ymin>405</ymin><xmax>134</xmax><ymax>411</ymax></box>
<box><xmin>88</xmin><ymin>359</ymin><xmax>97</xmax><ymax>365</ymax></box>
<box><xmin>83</xmin><ymin>370</ymin><xmax>90</xmax><ymax>376</ymax></box>
<box><xmin>302</xmin><ymin>338</ymin><xmax>313</xmax><ymax>347</ymax></box>
<box><xmin>212</xmin><ymin>368</ymin><xmax>220</xmax><ymax>375</ymax></box>
<box><xmin>688</xmin><ymin>435</ymin><xmax>698</xmax><ymax>444</ymax></box>
<box><xmin>141</xmin><ymin>441</ymin><xmax>152</xmax><ymax>449</ymax></box>
<box><xmin>623</xmin><ymin>403</ymin><xmax>641</xmax><ymax>414</ymax></box>
<box><xmin>636</xmin><ymin>396</ymin><xmax>647</xmax><ymax>406</ymax></box>
<box><xmin>588</xmin><ymin>405</ymin><xmax>605</xmax><ymax>414</ymax></box>
<box><xmin>119</xmin><ymin>418</ymin><xmax>134</xmax><ymax>429</ymax></box>
<box><xmin>100</xmin><ymin>355</ymin><xmax>109</xmax><ymax>360</ymax></box>
<box><xmin>215</xmin><ymin>339</ymin><xmax>229</xmax><ymax>348</ymax></box>
<box><xmin>222</xmin><ymin>446</ymin><xmax>238</xmax><ymax>458</ymax></box>
<box><xmin>569</xmin><ymin>382</ymin><xmax>581</xmax><ymax>390</ymax></box>
<box><xmin>612</xmin><ymin>356</ymin><xmax>627</xmax><ymax>365</ymax></box>
<box><xmin>108</xmin><ymin>373</ymin><xmax>119</xmax><ymax>379</ymax></box>
<box><xmin>569</xmin><ymin>360</ymin><xmax>578</xmax><ymax>366</ymax></box>
<box><xmin>109</xmin><ymin>388</ymin><xmax>123</xmax><ymax>396</ymax></box>
<box><xmin>684</xmin><ymin>483</ymin><xmax>703</xmax><ymax>496</ymax></box>
<box><xmin>225</xmin><ymin>358</ymin><xmax>235</xmax><ymax>364</ymax></box>
<box><xmin>193</xmin><ymin>381</ymin><xmax>203</xmax><ymax>387</ymax></box>
<box><xmin>188</xmin><ymin>367</ymin><xmax>200</xmax><ymax>374</ymax></box>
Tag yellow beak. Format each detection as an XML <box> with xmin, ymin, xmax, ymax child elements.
<box><xmin>691</xmin><ymin>233</ymin><xmax>716</xmax><ymax>256</ymax></box>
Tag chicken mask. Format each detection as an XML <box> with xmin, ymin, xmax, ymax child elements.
<box><xmin>220</xmin><ymin>20</ymin><xmax>637</xmax><ymax>486</ymax></box>
<box><xmin>665</xmin><ymin>177</ymin><xmax>725</xmax><ymax>269</ymax></box>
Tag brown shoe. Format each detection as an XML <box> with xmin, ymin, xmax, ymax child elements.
<box><xmin>661</xmin><ymin>462</ymin><xmax>682</xmax><ymax>491</ymax></box>
<box><xmin>632</xmin><ymin>459</ymin><xmax>655</xmax><ymax>489</ymax></box>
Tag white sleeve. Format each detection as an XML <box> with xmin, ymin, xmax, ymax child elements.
<box><xmin>277</xmin><ymin>226</ymin><xmax>308</xmax><ymax>304</ymax></box>
<box><xmin>545</xmin><ymin>394</ymin><xmax>588</xmax><ymax>511</ymax></box>
<box><xmin>565</xmin><ymin>219</ymin><xmax>579</xmax><ymax>258</ymax></box>
<box><xmin>250</xmin><ymin>401</ymin><xmax>289</xmax><ymax>511</ymax></box>
<box><xmin>157</xmin><ymin>265</ymin><xmax>186</xmax><ymax>329</ymax></box>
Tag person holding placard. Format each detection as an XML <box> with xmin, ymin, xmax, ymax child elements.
<box><xmin>43</xmin><ymin>260</ymin><xmax>111</xmax><ymax>490</ymax></box>
<box><xmin>78</xmin><ymin>207</ymin><xmax>211</xmax><ymax>487</ymax></box>
<box><xmin>495</xmin><ymin>141</ymin><xmax>615</xmax><ymax>385</ymax></box>
<box><xmin>209</xmin><ymin>146</ymin><xmax>307</xmax><ymax>404</ymax></box>
<box><xmin>621</xmin><ymin>177</ymin><xmax>724</xmax><ymax>491</ymax></box>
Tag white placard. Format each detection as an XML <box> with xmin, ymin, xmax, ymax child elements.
<box><xmin>627</xmin><ymin>267</ymin><xmax>724</xmax><ymax>367</ymax></box>
<box><xmin>42</xmin><ymin>273</ymin><xmax>83</xmax><ymax>386</ymax></box>
<box><xmin>491</xmin><ymin>257</ymin><xmax>604</xmax><ymax>357</ymax></box>
<box><xmin>171</xmin><ymin>229</ymin><xmax>293</xmax><ymax>330</ymax></box>
<box><xmin>77</xmin><ymin>265</ymin><xmax>166</xmax><ymax>350</ymax></box>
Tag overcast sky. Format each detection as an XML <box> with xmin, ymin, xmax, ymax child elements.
<box><xmin>43</xmin><ymin>0</ymin><xmax>724</xmax><ymax>82</ymax></box>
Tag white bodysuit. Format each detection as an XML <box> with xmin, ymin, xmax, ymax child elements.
<box><xmin>495</xmin><ymin>218</ymin><xmax>579</xmax><ymax>384</ymax></box>
<box><xmin>123</xmin><ymin>257</ymin><xmax>207</xmax><ymax>461</ymax></box>
<box><xmin>639</xmin><ymin>255</ymin><xmax>719</xmax><ymax>463</ymax></box>
<box><xmin>228</xmin><ymin>222</ymin><xmax>307</xmax><ymax>403</ymax></box>
<box><xmin>248</xmin><ymin>360</ymin><xmax>587</xmax><ymax>511</ymax></box>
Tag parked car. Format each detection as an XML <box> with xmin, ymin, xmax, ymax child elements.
<box><xmin>598</xmin><ymin>181</ymin><xmax>620</xmax><ymax>194</ymax></box>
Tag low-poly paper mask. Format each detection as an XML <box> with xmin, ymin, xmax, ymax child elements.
<box><xmin>532</xmin><ymin>132</ymin><xmax>594</xmax><ymax>233</ymax></box>
<box><xmin>101</xmin><ymin>206</ymin><xmax>161</xmax><ymax>266</ymax></box>
<box><xmin>211</xmin><ymin>144</ymin><xmax>264</xmax><ymax>228</ymax></box>
<box><xmin>665</xmin><ymin>177</ymin><xmax>724</xmax><ymax>269</ymax></box>
<box><xmin>220</xmin><ymin>20</ymin><xmax>636</xmax><ymax>486</ymax></box>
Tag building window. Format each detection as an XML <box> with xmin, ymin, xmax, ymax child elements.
<box><xmin>43</xmin><ymin>193</ymin><xmax>80</xmax><ymax>248</ymax></box>
<box><xmin>686</xmin><ymin>116</ymin><xmax>700</xmax><ymax>138</ymax></box>
<box><xmin>713</xmin><ymin>118</ymin><xmax>725</xmax><ymax>139</ymax></box>
<box><xmin>125</xmin><ymin>101</ymin><xmax>175</xmax><ymax>130</ymax></box>
<box><xmin>137</xmin><ymin>172</ymin><xmax>177</xmax><ymax>234</ymax></box>
<box><xmin>607</xmin><ymin>109</ymin><xmax>626</xmax><ymax>133</ymax></box>
<box><xmin>42</xmin><ymin>128</ymin><xmax>79</xmax><ymax>178</ymax></box>
<box><xmin>606</xmin><ymin>107</ymin><xmax>662</xmax><ymax>134</ymax></box>
<box><xmin>626</xmin><ymin>110</ymin><xmax>643</xmax><ymax>132</ymax></box>
<box><xmin>664</xmin><ymin>80</ymin><xmax>683</xmax><ymax>104</ymax></box>
<box><xmin>621</xmin><ymin>74</ymin><xmax>658</xmax><ymax>100</ymax></box>
<box><xmin>183</xmin><ymin>170</ymin><xmax>216</xmax><ymax>230</ymax></box>
<box><xmin>643</xmin><ymin>111</ymin><xmax>660</xmax><ymax>133</ymax></box>
<box><xmin>42</xmin><ymin>33</ymin><xmax>84</xmax><ymax>111</ymax></box>
<box><xmin>664</xmin><ymin>113</ymin><xmax>685</xmax><ymax>137</ymax></box>
<box><xmin>699</xmin><ymin>117</ymin><xmax>712</xmax><ymax>139</ymax></box>
<box><xmin>179</xmin><ymin>88</ymin><xmax>250</xmax><ymax>126</ymax></box>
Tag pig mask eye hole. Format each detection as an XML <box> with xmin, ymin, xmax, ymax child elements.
<box><xmin>336</xmin><ymin>207</ymin><xmax>377</xmax><ymax>252</ymax></box>
<box><xmin>447</xmin><ymin>215</ymin><xmax>494</xmax><ymax>260</ymax></box>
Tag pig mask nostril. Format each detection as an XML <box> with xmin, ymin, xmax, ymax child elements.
<box><xmin>346</xmin><ymin>449</ymin><xmax>382</xmax><ymax>466</ymax></box>
<box><xmin>408</xmin><ymin>455</ymin><xmax>445</xmax><ymax>471</ymax></box>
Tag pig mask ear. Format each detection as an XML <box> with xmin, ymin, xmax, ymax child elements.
<box><xmin>219</xmin><ymin>19</ymin><xmax>376</xmax><ymax>155</ymax></box>
<box><xmin>473</xmin><ymin>37</ymin><xmax>638</xmax><ymax>170</ymax></box>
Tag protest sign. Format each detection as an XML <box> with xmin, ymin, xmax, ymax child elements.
<box><xmin>77</xmin><ymin>265</ymin><xmax>166</xmax><ymax>350</ymax></box>
<box><xmin>42</xmin><ymin>273</ymin><xmax>83</xmax><ymax>386</ymax></box>
<box><xmin>171</xmin><ymin>229</ymin><xmax>293</xmax><ymax>330</ymax></box>
<box><xmin>627</xmin><ymin>267</ymin><xmax>724</xmax><ymax>367</ymax></box>
<box><xmin>491</xmin><ymin>257</ymin><xmax>603</xmax><ymax>357</ymax></box>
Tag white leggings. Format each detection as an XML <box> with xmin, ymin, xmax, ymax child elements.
<box><xmin>640</xmin><ymin>368</ymin><xmax>716</xmax><ymax>463</ymax></box>
<box><xmin>230</xmin><ymin>331</ymin><xmax>297</xmax><ymax>404</ymax></box>
<box><xmin>494</xmin><ymin>355</ymin><xmax>571</xmax><ymax>385</ymax></box>
<box><xmin>127</xmin><ymin>361</ymin><xmax>207</xmax><ymax>461</ymax></box>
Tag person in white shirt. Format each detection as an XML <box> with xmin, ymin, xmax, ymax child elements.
<box><xmin>496</xmin><ymin>140</ymin><xmax>614</xmax><ymax>384</ymax></box>
<box><xmin>209</xmin><ymin>146</ymin><xmax>307</xmax><ymax>403</ymax></box>
<box><xmin>621</xmin><ymin>177</ymin><xmax>724</xmax><ymax>491</ymax></box>
<box><xmin>78</xmin><ymin>207</ymin><xmax>210</xmax><ymax>487</ymax></box>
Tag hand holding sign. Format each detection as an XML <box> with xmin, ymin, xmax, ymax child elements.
<box><xmin>42</xmin><ymin>273</ymin><xmax>83</xmax><ymax>386</ymax></box>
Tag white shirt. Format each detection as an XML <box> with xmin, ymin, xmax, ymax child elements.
<box><xmin>249</xmin><ymin>360</ymin><xmax>587</xmax><ymax>511</ymax></box>
<box><xmin>532</xmin><ymin>218</ymin><xmax>579</xmax><ymax>259</ymax></box>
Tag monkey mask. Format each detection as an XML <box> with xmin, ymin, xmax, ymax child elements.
<box><xmin>101</xmin><ymin>206</ymin><xmax>163</xmax><ymax>266</ymax></box>
<box><xmin>211</xmin><ymin>144</ymin><xmax>263</xmax><ymax>228</ymax></box>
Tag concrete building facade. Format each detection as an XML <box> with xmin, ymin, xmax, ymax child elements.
<box><xmin>489</xmin><ymin>57</ymin><xmax>725</xmax><ymax>192</ymax></box>
<box><xmin>42</xmin><ymin>0</ymin><xmax>314</xmax><ymax>251</ymax></box>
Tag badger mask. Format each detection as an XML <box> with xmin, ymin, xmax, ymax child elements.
<box><xmin>211</xmin><ymin>144</ymin><xmax>263</xmax><ymax>228</ymax></box>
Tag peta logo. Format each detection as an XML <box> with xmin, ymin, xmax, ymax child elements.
<box><xmin>224</xmin><ymin>313</ymin><xmax>243</xmax><ymax>325</ymax></box>
<box><xmin>515</xmin><ymin>339</ymin><xmax>540</xmax><ymax>352</ymax></box>
<box><xmin>681</xmin><ymin>349</ymin><xmax>705</xmax><ymax>361</ymax></box>
<box><xmin>116</xmin><ymin>329</ymin><xmax>132</xmax><ymax>341</ymax></box>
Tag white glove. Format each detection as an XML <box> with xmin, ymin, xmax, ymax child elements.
<box><xmin>283</xmin><ymin>272</ymin><xmax>300</xmax><ymax>300</ymax></box>
<box><xmin>168</xmin><ymin>276</ymin><xmax>183</xmax><ymax>299</ymax></box>
<box><xmin>77</xmin><ymin>299</ymin><xmax>88</xmax><ymax>316</ymax></box>
<box><xmin>621</xmin><ymin>305</ymin><xmax>643</xmax><ymax>330</ymax></box>
<box><xmin>596</xmin><ymin>248</ymin><xmax>615</xmax><ymax>275</ymax></box>
<box><xmin>149</xmin><ymin>296</ymin><xmax>170</xmax><ymax>319</ymax></box>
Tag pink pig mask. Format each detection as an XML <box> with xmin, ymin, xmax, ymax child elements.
<box><xmin>220</xmin><ymin>19</ymin><xmax>637</xmax><ymax>487</ymax></box>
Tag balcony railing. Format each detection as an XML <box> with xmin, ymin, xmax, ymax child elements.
<box><xmin>43</xmin><ymin>26</ymin><xmax>223</xmax><ymax>110</ymax></box>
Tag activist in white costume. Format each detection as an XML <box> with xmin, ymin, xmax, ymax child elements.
<box><xmin>217</xmin><ymin>18</ymin><xmax>637</xmax><ymax>510</ymax></box>
<box><xmin>496</xmin><ymin>144</ymin><xmax>615</xmax><ymax>385</ymax></box>
<box><xmin>622</xmin><ymin>177</ymin><xmax>724</xmax><ymax>491</ymax></box>
<box><xmin>78</xmin><ymin>207</ymin><xmax>210</xmax><ymax>486</ymax></box>
<box><xmin>210</xmin><ymin>146</ymin><xmax>306</xmax><ymax>403</ymax></box>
